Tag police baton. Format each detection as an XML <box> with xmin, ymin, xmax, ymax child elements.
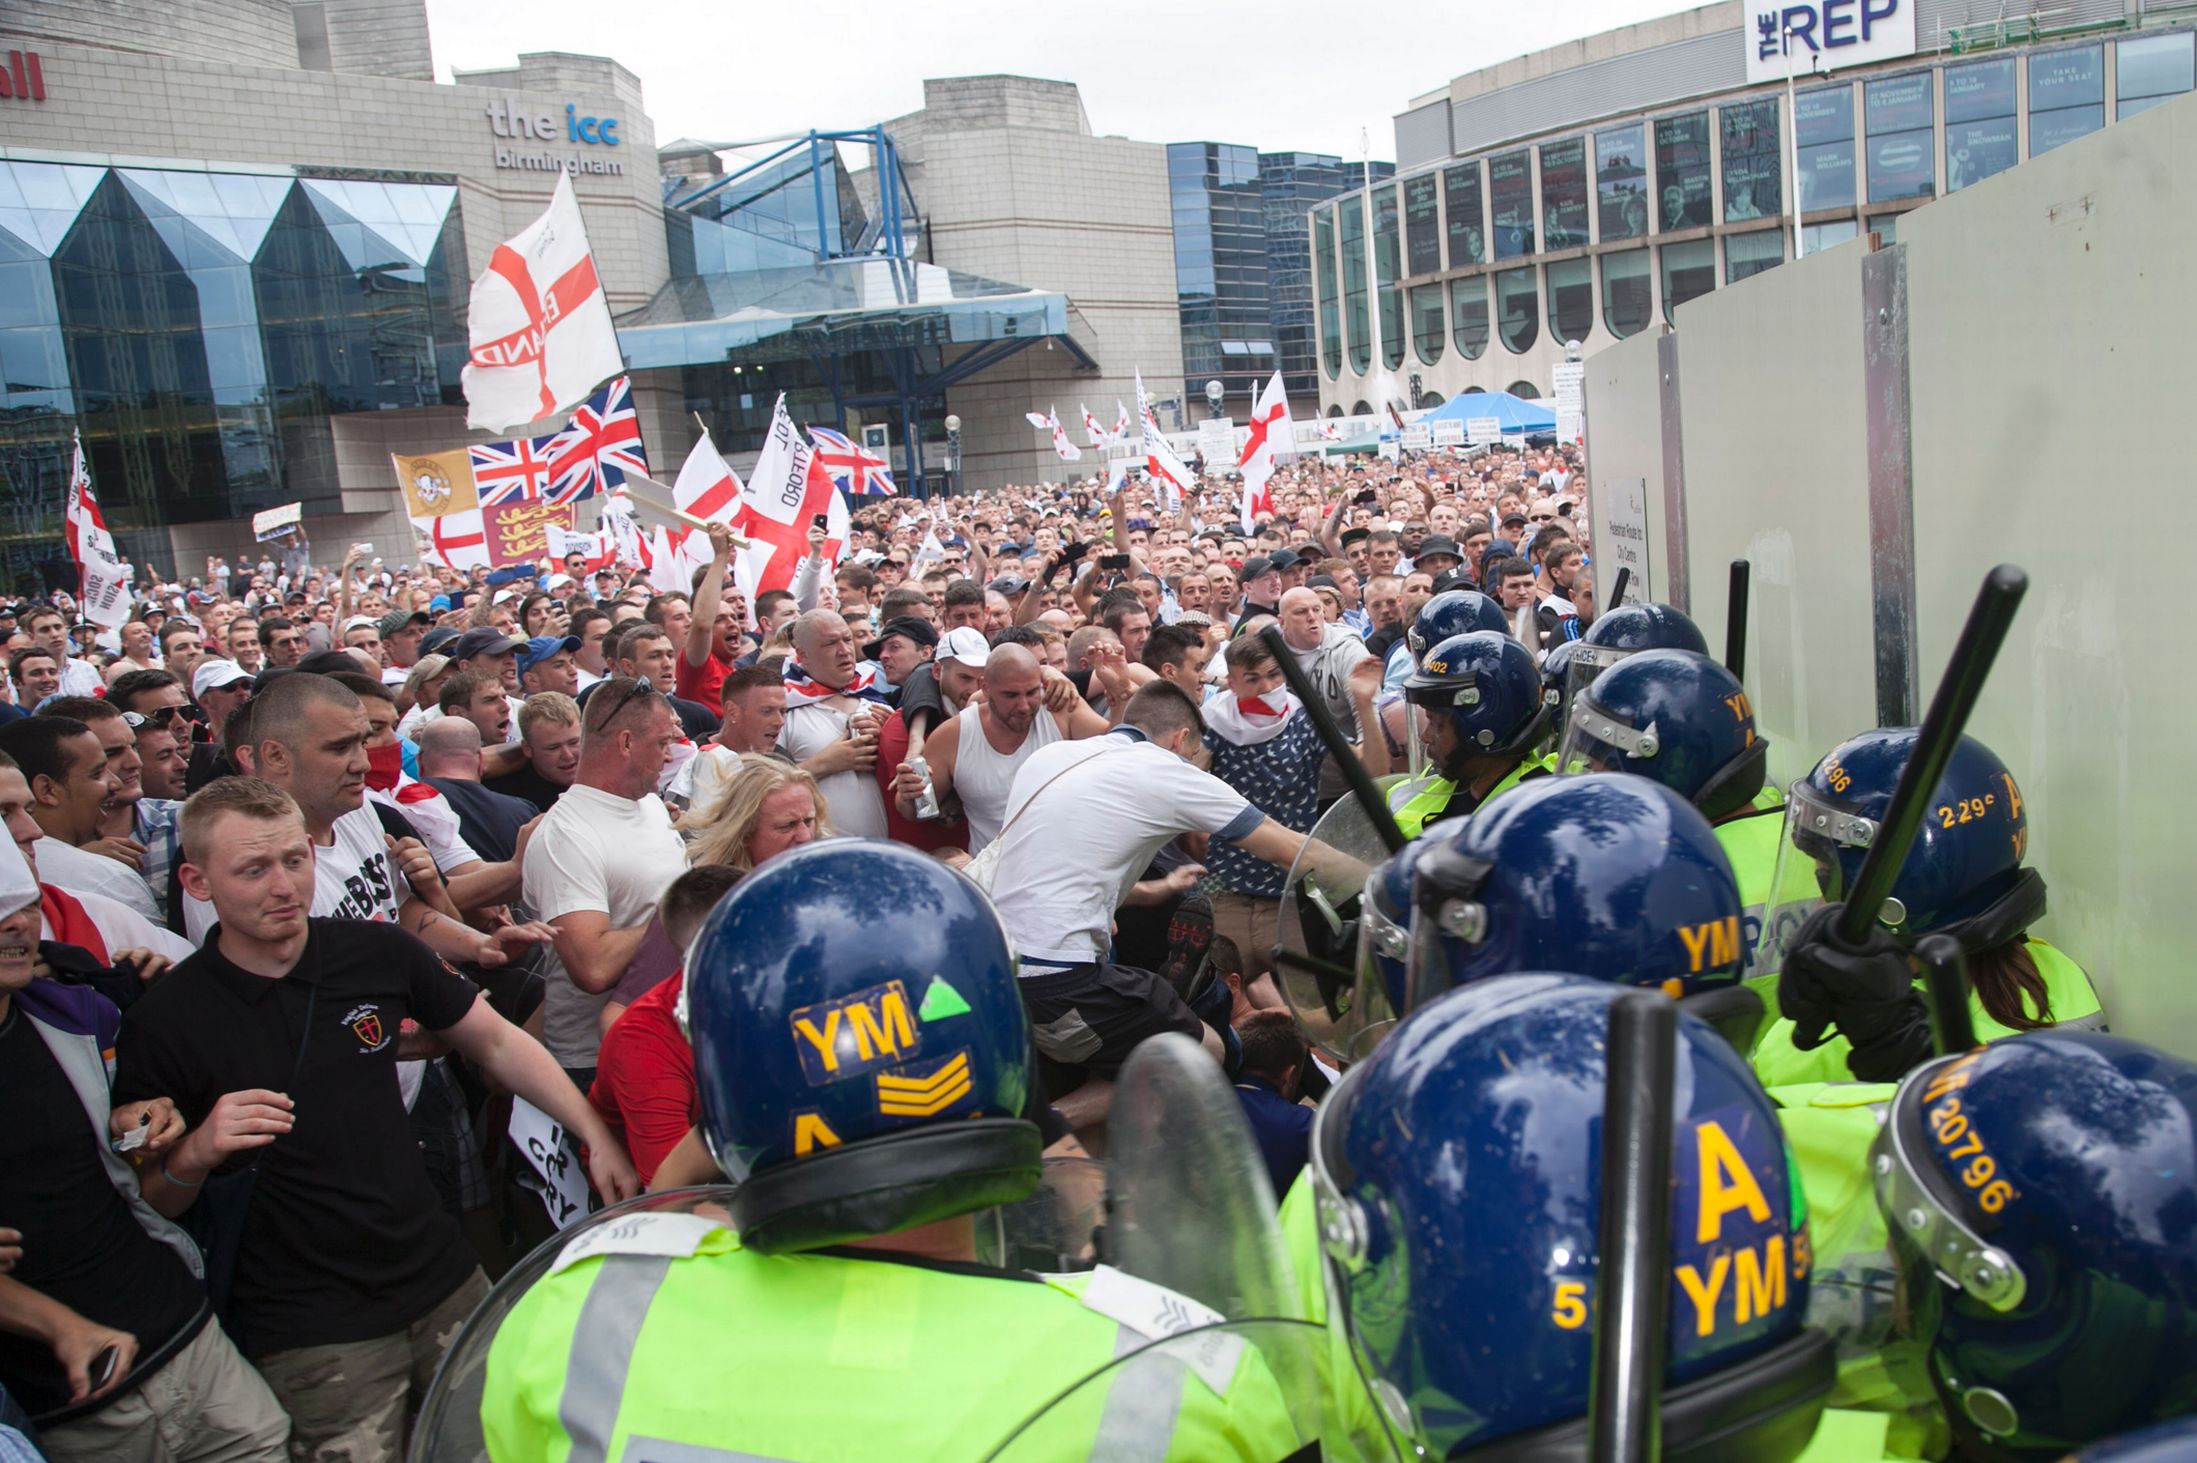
<box><xmin>1726</xmin><ymin>560</ymin><xmax>1750</xmax><ymax>683</ymax></box>
<box><xmin>1834</xmin><ymin>565</ymin><xmax>2028</xmax><ymax>948</ymax></box>
<box><xmin>1912</xmin><ymin>933</ymin><xmax>1980</xmax><ymax>1056</ymax></box>
<box><xmin>1588</xmin><ymin>992</ymin><xmax>1678</xmax><ymax>1463</ymax></box>
<box><xmin>1607</xmin><ymin>566</ymin><xmax>1631</xmax><ymax>613</ymax></box>
<box><xmin>1257</xmin><ymin>625</ymin><xmax>1407</xmax><ymax>854</ymax></box>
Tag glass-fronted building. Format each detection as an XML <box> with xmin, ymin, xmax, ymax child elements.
<box><xmin>1168</xmin><ymin>143</ymin><xmax>1391</xmax><ymax>415</ymax></box>
<box><xmin>1321</xmin><ymin>5</ymin><xmax>2195</xmax><ymax>414</ymax></box>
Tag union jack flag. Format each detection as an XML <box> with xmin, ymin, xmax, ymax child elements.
<box><xmin>807</xmin><ymin>426</ymin><xmax>896</xmax><ymax>497</ymax></box>
<box><xmin>544</xmin><ymin>375</ymin><xmax>647</xmax><ymax>504</ymax></box>
<box><xmin>468</xmin><ymin>433</ymin><xmax>560</xmax><ymax>506</ymax></box>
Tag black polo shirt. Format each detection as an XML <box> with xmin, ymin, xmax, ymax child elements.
<box><xmin>113</xmin><ymin>919</ymin><xmax>483</xmax><ymax>1357</ymax></box>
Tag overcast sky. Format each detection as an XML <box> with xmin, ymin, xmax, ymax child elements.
<box><xmin>425</xmin><ymin>0</ymin><xmax>1707</xmax><ymax>161</ymax></box>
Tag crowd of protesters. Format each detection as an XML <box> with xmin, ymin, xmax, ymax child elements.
<box><xmin>0</xmin><ymin>436</ymin><xmax>1589</xmax><ymax>1463</ymax></box>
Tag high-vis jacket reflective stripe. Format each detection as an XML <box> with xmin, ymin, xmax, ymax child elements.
<box><xmin>482</xmin><ymin>1231</ymin><xmax>1297</xmax><ymax>1463</ymax></box>
<box><xmin>1389</xmin><ymin>756</ymin><xmax>1549</xmax><ymax>840</ymax></box>
<box><xmin>1750</xmin><ymin>938</ymin><xmax>2101</xmax><ymax>1089</ymax></box>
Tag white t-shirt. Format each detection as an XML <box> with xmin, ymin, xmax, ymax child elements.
<box><xmin>779</xmin><ymin>703</ymin><xmax>887</xmax><ymax>839</ymax></box>
<box><xmin>674</xmin><ymin>741</ymin><xmax>740</xmax><ymax>817</ymax></box>
<box><xmin>521</xmin><ymin>782</ymin><xmax>687</xmax><ymax>1068</ymax></box>
<box><xmin>35</xmin><ymin>839</ymin><xmax>160</xmax><ymax>923</ymax></box>
<box><xmin>182</xmin><ymin>804</ymin><xmax>401</xmax><ymax>944</ymax></box>
<box><xmin>987</xmin><ymin>730</ymin><xmax>1261</xmax><ymax>967</ymax></box>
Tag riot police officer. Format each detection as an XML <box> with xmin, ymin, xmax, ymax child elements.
<box><xmin>1756</xmin><ymin>729</ymin><xmax>2102</xmax><ymax>1086</ymax></box>
<box><xmin>1869</xmin><ymin>1030</ymin><xmax>2197</xmax><ymax>1458</ymax></box>
<box><xmin>1554</xmin><ymin>648</ymin><xmax>1801</xmax><ymax>1006</ymax></box>
<box><xmin>472</xmin><ymin>841</ymin><xmax>1297</xmax><ymax>1461</ymax></box>
<box><xmin>1386</xmin><ymin>631</ymin><xmax>1556</xmax><ymax>838</ymax></box>
<box><xmin>1307</xmin><ymin>973</ymin><xmax>1833</xmax><ymax>1459</ymax></box>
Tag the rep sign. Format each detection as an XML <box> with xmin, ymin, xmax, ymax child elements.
<box><xmin>1746</xmin><ymin>0</ymin><xmax>1916</xmax><ymax>84</ymax></box>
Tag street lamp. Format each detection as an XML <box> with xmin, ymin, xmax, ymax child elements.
<box><xmin>1204</xmin><ymin>379</ymin><xmax>1225</xmax><ymax>419</ymax></box>
<box><xmin>943</xmin><ymin>413</ymin><xmax>962</xmax><ymax>501</ymax></box>
<box><xmin>1409</xmin><ymin>372</ymin><xmax>1424</xmax><ymax>409</ymax></box>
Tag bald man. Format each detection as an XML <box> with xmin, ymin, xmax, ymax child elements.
<box><xmin>890</xmin><ymin>643</ymin><xmax>1111</xmax><ymax>851</ymax></box>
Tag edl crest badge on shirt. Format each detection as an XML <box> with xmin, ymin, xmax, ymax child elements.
<box><xmin>345</xmin><ymin>1003</ymin><xmax>391</xmax><ymax>1053</ymax></box>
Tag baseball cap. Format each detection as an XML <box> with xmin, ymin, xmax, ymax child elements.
<box><xmin>516</xmin><ymin>634</ymin><xmax>581</xmax><ymax>677</ymax></box>
<box><xmin>1240</xmin><ymin>554</ymin><xmax>1277</xmax><ymax>583</ymax></box>
<box><xmin>988</xmin><ymin>575</ymin><xmax>1028</xmax><ymax>596</ymax></box>
<box><xmin>936</xmin><ymin>626</ymin><xmax>991</xmax><ymax>669</ymax></box>
<box><xmin>863</xmin><ymin>616</ymin><xmax>940</xmax><ymax>662</ymax></box>
<box><xmin>192</xmin><ymin>659</ymin><xmax>253</xmax><ymax>698</ymax></box>
<box><xmin>419</xmin><ymin>625</ymin><xmax>463</xmax><ymax>658</ymax></box>
<box><xmin>452</xmin><ymin>627</ymin><xmax>523</xmax><ymax>662</ymax></box>
<box><xmin>1416</xmin><ymin>534</ymin><xmax>1464</xmax><ymax>564</ymax></box>
<box><xmin>339</xmin><ymin>614</ymin><xmax>379</xmax><ymax>636</ymax></box>
<box><xmin>377</xmin><ymin>608</ymin><xmax>429</xmax><ymax>638</ymax></box>
<box><xmin>1266</xmin><ymin>547</ymin><xmax>1302</xmax><ymax>572</ymax></box>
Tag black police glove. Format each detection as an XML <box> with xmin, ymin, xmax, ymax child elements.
<box><xmin>1778</xmin><ymin>904</ymin><xmax>1934</xmax><ymax>1083</ymax></box>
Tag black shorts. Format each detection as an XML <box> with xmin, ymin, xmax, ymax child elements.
<box><xmin>1018</xmin><ymin>962</ymin><xmax>1204</xmax><ymax>1088</ymax></box>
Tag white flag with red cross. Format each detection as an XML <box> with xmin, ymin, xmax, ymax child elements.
<box><xmin>418</xmin><ymin>508</ymin><xmax>491</xmax><ymax>573</ymax></box>
<box><xmin>1237</xmin><ymin>369</ymin><xmax>1292</xmax><ymax>534</ymax></box>
<box><xmin>671</xmin><ymin>427</ymin><xmax>745</xmax><ymax>525</ymax></box>
<box><xmin>1081</xmin><ymin>405</ymin><xmax>1109</xmax><ymax>448</ymax></box>
<box><xmin>731</xmin><ymin>396</ymin><xmax>848</xmax><ymax>595</ymax></box>
<box><xmin>462</xmin><ymin>171</ymin><xmax>624</xmax><ymax>433</ymax></box>
<box><xmin>1135</xmin><ymin>370</ymin><xmax>1196</xmax><ymax>511</ymax></box>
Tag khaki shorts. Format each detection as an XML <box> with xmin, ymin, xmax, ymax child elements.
<box><xmin>37</xmin><ymin>1316</ymin><xmax>290</xmax><ymax>1463</ymax></box>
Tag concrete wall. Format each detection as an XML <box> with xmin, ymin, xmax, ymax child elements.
<box><xmin>898</xmin><ymin>78</ymin><xmax>1183</xmax><ymax>491</ymax></box>
<box><xmin>313</xmin><ymin>0</ymin><xmax>433</xmax><ymax>82</ymax></box>
<box><xmin>1580</xmin><ymin>91</ymin><xmax>2197</xmax><ymax>1054</ymax></box>
<box><xmin>7</xmin><ymin>0</ymin><xmax>299</xmax><ymax>69</ymax></box>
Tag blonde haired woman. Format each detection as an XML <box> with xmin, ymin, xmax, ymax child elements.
<box><xmin>685</xmin><ymin>754</ymin><xmax>833</xmax><ymax>873</ymax></box>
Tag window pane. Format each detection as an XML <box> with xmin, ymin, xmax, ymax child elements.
<box><xmin>1794</xmin><ymin>86</ymin><xmax>1855</xmax><ymax>212</ymax></box>
<box><xmin>1802</xmin><ymin>219</ymin><xmax>1860</xmax><ymax>252</ymax></box>
<box><xmin>1867</xmin><ymin>213</ymin><xmax>1902</xmax><ymax>244</ymax></box>
<box><xmin>1411</xmin><ymin>285</ymin><xmax>1445</xmax><ymax>365</ymax></box>
<box><xmin>1661</xmin><ymin>239</ymin><xmax>1715</xmax><ymax>322</ymax></box>
<box><xmin>1444</xmin><ymin>163</ymin><xmax>1484</xmax><ymax>267</ymax></box>
<box><xmin>1721</xmin><ymin>99</ymin><xmax>1781</xmax><ymax>223</ymax></box>
<box><xmin>1726</xmin><ymin>229</ymin><xmax>1784</xmax><ymax>282</ymax></box>
<box><xmin>1601</xmin><ymin>249</ymin><xmax>1653</xmax><ymax>338</ymax></box>
<box><xmin>1795</xmin><ymin>85</ymin><xmax>1855</xmax><ymax>146</ymax></box>
<box><xmin>2120</xmin><ymin>32</ymin><xmax>2195</xmax><ymax>102</ymax></box>
<box><xmin>1340</xmin><ymin>198</ymin><xmax>1369</xmax><ymax>374</ymax></box>
<box><xmin>1508</xmin><ymin>380</ymin><xmax>1541</xmax><ymax>400</ymax></box>
<box><xmin>1489</xmin><ymin>151</ymin><xmax>1534</xmax><ymax>259</ymax></box>
<box><xmin>1314</xmin><ymin>208</ymin><xmax>1341</xmax><ymax>380</ymax></box>
<box><xmin>1945</xmin><ymin>58</ymin><xmax>2016</xmax><ymax>123</ymax></box>
<box><xmin>1947</xmin><ymin>115</ymin><xmax>2018</xmax><ymax>191</ymax></box>
<box><xmin>1865</xmin><ymin>74</ymin><xmax>1935</xmax><ymax>204</ymax></box>
<box><xmin>1545</xmin><ymin>257</ymin><xmax>1592</xmax><ymax>346</ymax></box>
<box><xmin>1404</xmin><ymin>173</ymin><xmax>1441</xmax><ymax>276</ymax></box>
<box><xmin>1596</xmin><ymin>124</ymin><xmax>1650</xmax><ymax>242</ymax></box>
<box><xmin>1450</xmin><ymin>275</ymin><xmax>1489</xmax><ymax>359</ymax></box>
<box><xmin>1374</xmin><ymin>185</ymin><xmax>1403</xmax><ymax>370</ymax></box>
<box><xmin>1496</xmin><ymin>266</ymin><xmax>1539</xmax><ymax>353</ymax></box>
<box><xmin>1540</xmin><ymin>137</ymin><xmax>1590</xmax><ymax>250</ymax></box>
<box><xmin>1654</xmin><ymin>112</ymin><xmax>1712</xmax><ymax>230</ymax></box>
<box><xmin>2030</xmin><ymin>46</ymin><xmax>2104</xmax><ymax>156</ymax></box>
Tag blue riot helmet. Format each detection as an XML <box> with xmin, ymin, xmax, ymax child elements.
<box><xmin>1400</xmin><ymin>631</ymin><xmax>1554</xmax><ymax>776</ymax></box>
<box><xmin>2071</xmin><ymin>1419</ymin><xmax>2197</xmax><ymax>1461</ymax></box>
<box><xmin>1312</xmin><ymin>974</ymin><xmax>1831</xmax><ymax>1458</ymax></box>
<box><xmin>1758</xmin><ymin>729</ymin><xmax>2042</xmax><ymax>974</ymax></box>
<box><xmin>1405</xmin><ymin>588</ymin><xmax>1508</xmax><ymax>659</ymax></box>
<box><xmin>683</xmin><ymin>840</ymin><xmax>1040</xmax><ymax>1253</ymax></box>
<box><xmin>1388</xmin><ymin>775</ymin><xmax>1747</xmax><ymax>1011</ymax></box>
<box><xmin>1559</xmin><ymin>600</ymin><xmax>1712</xmax><ymax>708</ymax></box>
<box><xmin>1557</xmin><ymin>649</ymin><xmax>1770</xmax><ymax>820</ymax></box>
<box><xmin>1873</xmin><ymin>1031</ymin><xmax>2197</xmax><ymax>1458</ymax></box>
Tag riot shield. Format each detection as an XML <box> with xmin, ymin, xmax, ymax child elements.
<box><xmin>410</xmin><ymin>1188</ymin><xmax>739</xmax><ymax>1463</ymax></box>
<box><xmin>979</xmin><ymin>1317</ymin><xmax>1401</xmax><ymax>1462</ymax></box>
<box><xmin>1278</xmin><ymin>790</ymin><xmax>1396</xmax><ymax>1063</ymax></box>
<box><xmin>1105</xmin><ymin>1032</ymin><xmax>1299</xmax><ymax>1322</ymax></box>
<box><xmin>977</xmin><ymin>1155</ymin><xmax>1107</xmax><ymax>1274</ymax></box>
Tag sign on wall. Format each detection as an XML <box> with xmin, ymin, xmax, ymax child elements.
<box><xmin>1600</xmin><ymin>477</ymin><xmax>1652</xmax><ymax>604</ymax></box>
<box><xmin>1746</xmin><ymin>0</ymin><xmax>1917</xmax><ymax>85</ymax></box>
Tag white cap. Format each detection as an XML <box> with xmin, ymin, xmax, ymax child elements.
<box><xmin>937</xmin><ymin>626</ymin><xmax>991</xmax><ymax>669</ymax></box>
<box><xmin>192</xmin><ymin>658</ymin><xmax>253</xmax><ymax>697</ymax></box>
<box><xmin>340</xmin><ymin>615</ymin><xmax>378</xmax><ymax>635</ymax></box>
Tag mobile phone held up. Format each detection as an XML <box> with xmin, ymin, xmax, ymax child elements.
<box><xmin>1099</xmin><ymin>553</ymin><xmax>1131</xmax><ymax>572</ymax></box>
<box><xmin>811</xmin><ymin>513</ymin><xmax>830</xmax><ymax>531</ymax></box>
